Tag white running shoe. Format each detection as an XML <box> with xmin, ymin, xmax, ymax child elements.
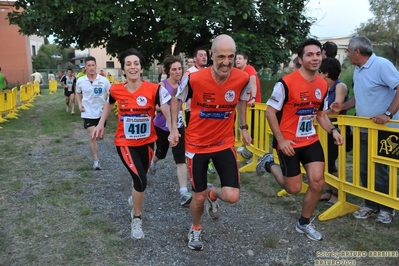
<box><xmin>131</xmin><ymin>218</ymin><xmax>144</xmax><ymax>239</ymax></box>
<box><xmin>187</xmin><ymin>226</ymin><xmax>203</xmax><ymax>251</ymax></box>
<box><xmin>93</xmin><ymin>160</ymin><xmax>101</xmax><ymax>170</ymax></box>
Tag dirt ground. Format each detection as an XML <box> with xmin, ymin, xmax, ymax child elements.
<box><xmin>1</xmin><ymin>94</ymin><xmax>398</xmax><ymax>266</ymax></box>
<box><xmin>75</xmin><ymin>124</ymin><xmax>399</xmax><ymax>266</ymax></box>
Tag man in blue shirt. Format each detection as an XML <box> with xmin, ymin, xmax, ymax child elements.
<box><xmin>331</xmin><ymin>36</ymin><xmax>399</xmax><ymax>224</ymax></box>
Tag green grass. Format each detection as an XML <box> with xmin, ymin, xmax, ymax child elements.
<box><xmin>2</xmin><ymin>90</ymin><xmax>398</xmax><ymax>265</ymax></box>
<box><xmin>0</xmin><ymin>93</ymin><xmax>126</xmax><ymax>265</ymax></box>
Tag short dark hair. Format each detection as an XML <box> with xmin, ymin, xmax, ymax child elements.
<box><xmin>118</xmin><ymin>48</ymin><xmax>145</xmax><ymax>71</ymax></box>
<box><xmin>322</xmin><ymin>41</ymin><xmax>338</xmax><ymax>58</ymax></box>
<box><xmin>67</xmin><ymin>68</ymin><xmax>73</xmax><ymax>72</ymax></box>
<box><xmin>297</xmin><ymin>38</ymin><xmax>322</xmax><ymax>58</ymax></box>
<box><xmin>293</xmin><ymin>57</ymin><xmax>301</xmax><ymax>69</ymax></box>
<box><xmin>236</xmin><ymin>52</ymin><xmax>249</xmax><ymax>60</ymax></box>
<box><xmin>319</xmin><ymin>58</ymin><xmax>341</xmax><ymax>81</ymax></box>
<box><xmin>162</xmin><ymin>55</ymin><xmax>183</xmax><ymax>75</ymax></box>
<box><xmin>84</xmin><ymin>56</ymin><xmax>96</xmax><ymax>64</ymax></box>
<box><xmin>193</xmin><ymin>47</ymin><xmax>207</xmax><ymax>58</ymax></box>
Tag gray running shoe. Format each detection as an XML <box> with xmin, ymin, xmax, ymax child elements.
<box><xmin>180</xmin><ymin>192</ymin><xmax>192</xmax><ymax>207</ymax></box>
<box><xmin>93</xmin><ymin>160</ymin><xmax>101</xmax><ymax>170</ymax></box>
<box><xmin>353</xmin><ymin>206</ymin><xmax>378</xmax><ymax>220</ymax></box>
<box><xmin>295</xmin><ymin>220</ymin><xmax>323</xmax><ymax>241</ymax></box>
<box><xmin>240</xmin><ymin>147</ymin><xmax>253</xmax><ymax>159</ymax></box>
<box><xmin>205</xmin><ymin>184</ymin><xmax>220</xmax><ymax>219</ymax></box>
<box><xmin>131</xmin><ymin>218</ymin><xmax>144</xmax><ymax>239</ymax></box>
<box><xmin>149</xmin><ymin>161</ymin><xmax>156</xmax><ymax>175</ymax></box>
<box><xmin>375</xmin><ymin>210</ymin><xmax>393</xmax><ymax>224</ymax></box>
<box><xmin>256</xmin><ymin>152</ymin><xmax>274</xmax><ymax>176</ymax></box>
<box><xmin>187</xmin><ymin>226</ymin><xmax>203</xmax><ymax>251</ymax></box>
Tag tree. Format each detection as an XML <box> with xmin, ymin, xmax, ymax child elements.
<box><xmin>32</xmin><ymin>44</ymin><xmax>75</xmax><ymax>69</ymax></box>
<box><xmin>356</xmin><ymin>0</ymin><xmax>399</xmax><ymax>66</ymax></box>
<box><xmin>8</xmin><ymin>0</ymin><xmax>313</xmax><ymax>69</ymax></box>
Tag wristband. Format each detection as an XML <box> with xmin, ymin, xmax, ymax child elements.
<box><xmin>239</xmin><ymin>124</ymin><xmax>248</xmax><ymax>130</ymax></box>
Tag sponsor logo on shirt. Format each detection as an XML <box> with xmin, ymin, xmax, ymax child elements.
<box><xmin>137</xmin><ymin>96</ymin><xmax>147</xmax><ymax>106</ymax></box>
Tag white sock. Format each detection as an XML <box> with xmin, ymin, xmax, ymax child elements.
<box><xmin>179</xmin><ymin>187</ymin><xmax>188</xmax><ymax>195</ymax></box>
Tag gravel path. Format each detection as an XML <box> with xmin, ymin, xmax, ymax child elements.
<box><xmin>73</xmin><ymin>124</ymin><xmax>371</xmax><ymax>266</ymax></box>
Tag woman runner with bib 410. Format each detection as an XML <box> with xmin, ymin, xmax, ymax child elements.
<box><xmin>92</xmin><ymin>48</ymin><xmax>172</xmax><ymax>240</ymax></box>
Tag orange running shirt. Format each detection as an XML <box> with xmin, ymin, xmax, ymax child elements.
<box><xmin>267</xmin><ymin>70</ymin><xmax>328</xmax><ymax>148</ymax></box>
<box><xmin>109</xmin><ymin>81</ymin><xmax>164</xmax><ymax>147</ymax></box>
<box><xmin>243</xmin><ymin>64</ymin><xmax>261</xmax><ymax>102</ymax></box>
<box><xmin>183</xmin><ymin>68</ymin><xmax>250</xmax><ymax>153</ymax></box>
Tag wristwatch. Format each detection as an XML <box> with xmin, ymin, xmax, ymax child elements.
<box><xmin>330</xmin><ymin>127</ymin><xmax>341</xmax><ymax>134</ymax></box>
<box><xmin>251</xmin><ymin>96</ymin><xmax>256</xmax><ymax>100</ymax></box>
<box><xmin>384</xmin><ymin>110</ymin><xmax>393</xmax><ymax>119</ymax></box>
<box><xmin>239</xmin><ymin>124</ymin><xmax>249</xmax><ymax>130</ymax></box>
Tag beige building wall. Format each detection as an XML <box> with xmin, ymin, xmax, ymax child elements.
<box><xmin>73</xmin><ymin>47</ymin><xmax>121</xmax><ymax>80</ymax></box>
<box><xmin>319</xmin><ymin>35</ymin><xmax>354</xmax><ymax>64</ymax></box>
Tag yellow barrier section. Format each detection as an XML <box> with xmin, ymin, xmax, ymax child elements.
<box><xmin>12</xmin><ymin>87</ymin><xmax>19</xmax><ymax>117</ymax></box>
<box><xmin>0</xmin><ymin>90</ymin><xmax>9</xmax><ymax>123</ymax></box>
<box><xmin>0</xmin><ymin>87</ymin><xmax>19</xmax><ymax>121</ymax></box>
<box><xmin>33</xmin><ymin>81</ymin><xmax>42</xmax><ymax>97</ymax></box>
<box><xmin>236</xmin><ymin>103</ymin><xmax>273</xmax><ymax>172</ymax></box>
<box><xmin>19</xmin><ymin>84</ymin><xmax>33</xmax><ymax>110</ymax></box>
<box><xmin>236</xmin><ymin>103</ymin><xmax>399</xmax><ymax>221</ymax></box>
<box><xmin>0</xmin><ymin>87</ymin><xmax>20</xmax><ymax>129</ymax></box>
<box><xmin>48</xmin><ymin>80</ymin><xmax>58</xmax><ymax>94</ymax></box>
<box><xmin>319</xmin><ymin>115</ymin><xmax>399</xmax><ymax>221</ymax></box>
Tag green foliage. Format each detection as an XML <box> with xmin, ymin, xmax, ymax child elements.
<box><xmin>31</xmin><ymin>44</ymin><xmax>74</xmax><ymax>69</ymax></box>
<box><xmin>8</xmin><ymin>0</ymin><xmax>313</xmax><ymax>69</ymax></box>
<box><xmin>356</xmin><ymin>0</ymin><xmax>399</xmax><ymax>66</ymax></box>
<box><xmin>32</xmin><ymin>52</ymin><xmax>50</xmax><ymax>70</ymax></box>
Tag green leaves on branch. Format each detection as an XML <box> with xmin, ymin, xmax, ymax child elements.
<box><xmin>8</xmin><ymin>0</ymin><xmax>312</xmax><ymax>69</ymax></box>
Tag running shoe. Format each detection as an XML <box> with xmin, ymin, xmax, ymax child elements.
<box><xmin>256</xmin><ymin>152</ymin><xmax>274</xmax><ymax>176</ymax></box>
<box><xmin>66</xmin><ymin>106</ymin><xmax>69</xmax><ymax>112</ymax></box>
<box><xmin>353</xmin><ymin>206</ymin><xmax>378</xmax><ymax>219</ymax></box>
<box><xmin>187</xmin><ymin>226</ymin><xmax>203</xmax><ymax>251</ymax></box>
<box><xmin>71</xmin><ymin>110</ymin><xmax>75</xmax><ymax>115</ymax></box>
<box><xmin>207</xmin><ymin>162</ymin><xmax>216</xmax><ymax>174</ymax></box>
<box><xmin>180</xmin><ymin>192</ymin><xmax>192</xmax><ymax>207</ymax></box>
<box><xmin>375</xmin><ymin>210</ymin><xmax>394</xmax><ymax>224</ymax></box>
<box><xmin>295</xmin><ymin>219</ymin><xmax>323</xmax><ymax>241</ymax></box>
<box><xmin>131</xmin><ymin>218</ymin><xmax>144</xmax><ymax>239</ymax></box>
<box><xmin>205</xmin><ymin>184</ymin><xmax>220</xmax><ymax>219</ymax></box>
<box><xmin>149</xmin><ymin>161</ymin><xmax>156</xmax><ymax>175</ymax></box>
<box><xmin>240</xmin><ymin>147</ymin><xmax>253</xmax><ymax>159</ymax></box>
<box><xmin>93</xmin><ymin>160</ymin><xmax>101</xmax><ymax>170</ymax></box>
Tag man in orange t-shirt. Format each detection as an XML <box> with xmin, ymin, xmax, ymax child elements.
<box><xmin>256</xmin><ymin>38</ymin><xmax>344</xmax><ymax>241</ymax></box>
<box><xmin>169</xmin><ymin>34</ymin><xmax>252</xmax><ymax>251</ymax></box>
